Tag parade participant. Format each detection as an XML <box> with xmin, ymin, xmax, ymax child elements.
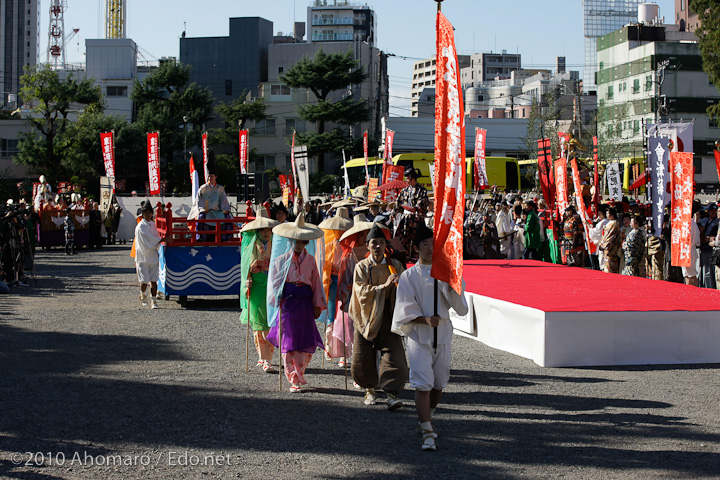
<box><xmin>188</xmin><ymin>153</ymin><xmax>232</xmax><ymax>242</ymax></box>
<box><xmin>522</xmin><ymin>200</ymin><xmax>541</xmax><ymax>260</ymax></box>
<box><xmin>240</xmin><ymin>209</ymin><xmax>279</xmax><ymax>373</ymax></box>
<box><xmin>495</xmin><ymin>201</ymin><xmax>514</xmax><ymax>259</ymax></box>
<box><xmin>683</xmin><ymin>207</ymin><xmax>702</xmax><ymax>287</ymax></box>
<box><xmin>621</xmin><ymin>215</ymin><xmax>647</xmax><ymax>277</ymax></box>
<box><xmin>392</xmin><ymin>223</ymin><xmax>468</xmax><ymax>451</ymax></box>
<box><xmin>63</xmin><ymin>208</ymin><xmax>76</xmax><ymax>255</ymax></box>
<box><xmin>397</xmin><ymin>167</ymin><xmax>429</xmax><ymax>260</ymax></box>
<box><xmin>318</xmin><ymin>207</ymin><xmax>354</xmax><ymax>365</ymax></box>
<box><xmin>89</xmin><ymin>202</ymin><xmax>103</xmax><ymax>249</ymax></box>
<box><xmin>267</xmin><ymin>213</ymin><xmax>327</xmax><ymax>392</ymax></box>
<box><xmin>134</xmin><ymin>204</ymin><xmax>169</xmax><ymax>309</ymax></box>
<box><xmin>349</xmin><ymin>223</ymin><xmax>407</xmax><ymax>409</ymax></box>
<box><xmin>34</xmin><ymin>175</ymin><xmax>52</xmax><ymax>211</ymax></box>
<box><xmin>562</xmin><ymin>205</ymin><xmax>584</xmax><ymax>267</ymax></box>
<box><xmin>479</xmin><ymin>210</ymin><xmax>500</xmax><ymax>258</ymax></box>
<box><xmin>588</xmin><ymin>204</ymin><xmax>609</xmax><ymax>270</ymax></box>
<box><xmin>599</xmin><ymin>207</ymin><xmax>621</xmax><ymax>273</ymax></box>
<box><xmin>273</xmin><ymin>203</ymin><xmax>289</xmax><ymax>224</ymax></box>
<box><xmin>698</xmin><ymin>203</ymin><xmax>719</xmax><ymax>289</ymax></box>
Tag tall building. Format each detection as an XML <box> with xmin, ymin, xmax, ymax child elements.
<box><xmin>1</xmin><ymin>0</ymin><xmax>41</xmax><ymax>105</ymax></box>
<box><xmin>411</xmin><ymin>55</ymin><xmax>470</xmax><ymax>117</ymax></box>
<box><xmin>583</xmin><ymin>0</ymin><xmax>643</xmax><ymax>93</ymax></box>
<box><xmin>307</xmin><ymin>0</ymin><xmax>375</xmax><ymax>46</ymax></box>
<box><xmin>596</xmin><ymin>22</ymin><xmax>720</xmax><ymax>185</ymax></box>
<box><xmin>460</xmin><ymin>51</ymin><xmax>522</xmax><ymax>88</ymax></box>
<box><xmin>675</xmin><ymin>0</ymin><xmax>700</xmax><ymax>32</ymax></box>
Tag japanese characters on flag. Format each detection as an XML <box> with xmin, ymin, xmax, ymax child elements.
<box><xmin>648</xmin><ymin>136</ymin><xmax>670</xmax><ymax>237</ymax></box>
<box><xmin>670</xmin><ymin>152</ymin><xmax>694</xmax><ymax>267</ymax></box>
<box><xmin>606</xmin><ymin>162</ymin><xmax>622</xmax><ymax>201</ymax></box>
<box><xmin>238</xmin><ymin>130</ymin><xmax>249</xmax><ymax>175</ymax></box>
<box><xmin>146</xmin><ymin>132</ymin><xmax>160</xmax><ymax>196</ymax></box>
<box><xmin>537</xmin><ymin>138</ymin><xmax>555</xmax><ymax>209</ymax></box>
<box><xmin>431</xmin><ymin>10</ymin><xmax>465</xmax><ymax>294</ymax></box>
<box><xmin>290</xmin><ymin>131</ymin><xmax>299</xmax><ymax>199</ymax></box>
<box><xmin>189</xmin><ymin>155</ymin><xmax>199</xmax><ymax>203</ymax></box>
<box><xmin>385</xmin><ymin>130</ymin><xmax>395</xmax><ymax>164</ymax></box>
<box><xmin>363</xmin><ymin>131</ymin><xmax>370</xmax><ymax>185</ymax></box>
<box><xmin>383</xmin><ymin>164</ymin><xmax>405</xmax><ymax>203</ymax></box>
<box><xmin>592</xmin><ymin>136</ymin><xmax>599</xmax><ymax>215</ymax></box>
<box><xmin>202</xmin><ymin>132</ymin><xmax>209</xmax><ymax>183</ymax></box>
<box><xmin>474</xmin><ymin>128</ymin><xmax>488</xmax><ymax>189</ymax></box>
<box><xmin>368</xmin><ymin>178</ymin><xmax>380</xmax><ymax>202</ymax></box>
<box><xmin>554</xmin><ymin>158</ymin><xmax>568</xmax><ymax>216</ymax></box>
<box><xmin>100</xmin><ymin>132</ymin><xmax>115</xmax><ymax>178</ymax></box>
<box><xmin>570</xmin><ymin>158</ymin><xmax>595</xmax><ymax>254</ymax></box>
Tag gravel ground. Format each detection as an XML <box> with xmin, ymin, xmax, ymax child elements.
<box><xmin>1</xmin><ymin>245</ymin><xmax>720</xmax><ymax>479</ymax></box>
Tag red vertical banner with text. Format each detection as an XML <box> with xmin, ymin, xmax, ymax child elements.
<box><xmin>713</xmin><ymin>147</ymin><xmax>720</xmax><ymax>185</ymax></box>
<box><xmin>363</xmin><ymin>131</ymin><xmax>370</xmax><ymax>185</ymax></box>
<box><xmin>670</xmin><ymin>151</ymin><xmax>694</xmax><ymax>267</ymax></box>
<box><xmin>381</xmin><ymin>130</ymin><xmax>395</xmax><ymax>200</ymax></box>
<box><xmin>592</xmin><ymin>136</ymin><xmax>599</xmax><ymax>215</ymax></box>
<box><xmin>100</xmin><ymin>132</ymin><xmax>115</xmax><ymax>179</ymax></box>
<box><xmin>571</xmin><ymin>158</ymin><xmax>596</xmax><ymax>254</ymax></box>
<box><xmin>431</xmin><ymin>10</ymin><xmax>465</xmax><ymax>294</ymax></box>
<box><xmin>147</xmin><ymin>132</ymin><xmax>161</xmax><ymax>195</ymax></box>
<box><xmin>473</xmin><ymin>128</ymin><xmax>487</xmax><ymax>190</ymax></box>
<box><xmin>290</xmin><ymin>131</ymin><xmax>298</xmax><ymax>202</ymax></box>
<box><xmin>555</xmin><ymin>157</ymin><xmax>568</xmax><ymax>216</ymax></box>
<box><xmin>238</xmin><ymin>130</ymin><xmax>249</xmax><ymax>175</ymax></box>
<box><xmin>202</xmin><ymin>132</ymin><xmax>209</xmax><ymax>183</ymax></box>
<box><xmin>384</xmin><ymin>164</ymin><xmax>405</xmax><ymax>203</ymax></box>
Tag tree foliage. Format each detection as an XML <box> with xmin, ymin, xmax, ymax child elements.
<box><xmin>281</xmin><ymin>49</ymin><xmax>370</xmax><ymax>171</ymax></box>
<box><xmin>691</xmin><ymin>0</ymin><xmax>720</xmax><ymax>120</ymax></box>
<box><xmin>15</xmin><ymin>65</ymin><xmax>103</xmax><ymax>179</ymax></box>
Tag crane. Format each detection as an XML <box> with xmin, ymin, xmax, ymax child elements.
<box><xmin>106</xmin><ymin>0</ymin><xmax>126</xmax><ymax>39</ymax></box>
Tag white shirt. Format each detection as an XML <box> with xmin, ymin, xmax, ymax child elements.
<box><xmin>134</xmin><ymin>219</ymin><xmax>162</xmax><ymax>265</ymax></box>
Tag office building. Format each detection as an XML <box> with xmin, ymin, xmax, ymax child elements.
<box><xmin>411</xmin><ymin>55</ymin><xmax>470</xmax><ymax>117</ymax></box>
<box><xmin>1</xmin><ymin>0</ymin><xmax>41</xmax><ymax>105</ymax></box>
<box><xmin>307</xmin><ymin>0</ymin><xmax>375</xmax><ymax>46</ymax></box>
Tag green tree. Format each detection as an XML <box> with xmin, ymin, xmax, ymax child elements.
<box><xmin>281</xmin><ymin>49</ymin><xmax>370</xmax><ymax>171</ymax></box>
<box><xmin>16</xmin><ymin>65</ymin><xmax>103</xmax><ymax>179</ymax></box>
<box><xmin>596</xmin><ymin>101</ymin><xmax>633</xmax><ymax>162</ymax></box>
<box><xmin>132</xmin><ymin>61</ymin><xmax>214</xmax><ymax>191</ymax></box>
<box><xmin>691</xmin><ymin>0</ymin><xmax>720</xmax><ymax>120</ymax></box>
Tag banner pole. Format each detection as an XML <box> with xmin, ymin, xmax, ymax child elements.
<box><xmin>433</xmin><ymin>279</ymin><xmax>438</xmax><ymax>353</ymax></box>
<box><xmin>278</xmin><ymin>304</ymin><xmax>283</xmax><ymax>391</ymax></box>
<box><xmin>343</xmin><ymin>310</ymin><xmax>348</xmax><ymax>390</ymax></box>
<box><xmin>245</xmin><ymin>308</ymin><xmax>250</xmax><ymax>373</ymax></box>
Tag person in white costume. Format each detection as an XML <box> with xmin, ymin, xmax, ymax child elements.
<box><xmin>391</xmin><ymin>222</ymin><xmax>468</xmax><ymax>452</ymax></box>
<box><xmin>134</xmin><ymin>204</ymin><xmax>170</xmax><ymax>308</ymax></box>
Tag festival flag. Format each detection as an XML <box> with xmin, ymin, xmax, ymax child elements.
<box><xmin>648</xmin><ymin>136</ymin><xmax>670</xmax><ymax>238</ymax></box>
<box><xmin>189</xmin><ymin>155</ymin><xmax>199</xmax><ymax>202</ymax></box>
<box><xmin>473</xmin><ymin>128</ymin><xmax>488</xmax><ymax>190</ymax></box>
<box><xmin>290</xmin><ymin>131</ymin><xmax>299</xmax><ymax>200</ymax></box>
<box><xmin>383</xmin><ymin>164</ymin><xmax>405</xmax><ymax>203</ymax></box>
<box><xmin>713</xmin><ymin>143</ymin><xmax>720</xmax><ymax>185</ymax></box>
<box><xmin>606</xmin><ymin>162</ymin><xmax>622</xmax><ymax>202</ymax></box>
<box><xmin>239</xmin><ymin>129</ymin><xmax>249</xmax><ymax>175</ymax></box>
<box><xmin>554</xmin><ymin>157</ymin><xmax>568</xmax><ymax>216</ymax></box>
<box><xmin>592</xmin><ymin>136</ymin><xmax>599</xmax><ymax>216</ymax></box>
<box><xmin>147</xmin><ymin>132</ymin><xmax>160</xmax><ymax>196</ymax></box>
<box><xmin>363</xmin><ymin>131</ymin><xmax>370</xmax><ymax>185</ymax></box>
<box><xmin>100</xmin><ymin>131</ymin><xmax>115</xmax><ymax>178</ymax></box>
<box><xmin>571</xmin><ymin>158</ymin><xmax>596</xmax><ymax>254</ymax></box>
<box><xmin>385</xmin><ymin>129</ymin><xmax>395</xmax><ymax>163</ymax></box>
<box><xmin>670</xmin><ymin>151</ymin><xmax>694</xmax><ymax>267</ymax></box>
<box><xmin>201</xmin><ymin>131</ymin><xmax>209</xmax><ymax>183</ymax></box>
<box><xmin>431</xmin><ymin>8</ymin><xmax>465</xmax><ymax>294</ymax></box>
<box><xmin>537</xmin><ymin>138</ymin><xmax>555</xmax><ymax>209</ymax></box>
<box><xmin>342</xmin><ymin>149</ymin><xmax>351</xmax><ymax>198</ymax></box>
<box><xmin>368</xmin><ymin>178</ymin><xmax>380</xmax><ymax>202</ymax></box>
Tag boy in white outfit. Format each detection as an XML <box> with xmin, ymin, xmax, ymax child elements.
<box><xmin>391</xmin><ymin>223</ymin><xmax>468</xmax><ymax>451</ymax></box>
<box><xmin>134</xmin><ymin>204</ymin><xmax>169</xmax><ymax>308</ymax></box>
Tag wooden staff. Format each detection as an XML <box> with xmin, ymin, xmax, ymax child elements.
<box><xmin>245</xmin><ymin>306</ymin><xmax>250</xmax><ymax>373</ymax></box>
<box><xmin>433</xmin><ymin>278</ymin><xmax>438</xmax><ymax>353</ymax></box>
<box><xmin>343</xmin><ymin>310</ymin><xmax>348</xmax><ymax>390</ymax></box>
<box><xmin>278</xmin><ymin>304</ymin><xmax>283</xmax><ymax>391</ymax></box>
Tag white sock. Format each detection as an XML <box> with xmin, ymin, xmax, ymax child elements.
<box><xmin>420</xmin><ymin>421</ymin><xmax>433</xmax><ymax>431</ymax></box>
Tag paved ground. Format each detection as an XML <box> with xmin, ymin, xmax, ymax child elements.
<box><xmin>1</xmin><ymin>245</ymin><xmax>720</xmax><ymax>479</ymax></box>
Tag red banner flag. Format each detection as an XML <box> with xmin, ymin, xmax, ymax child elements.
<box><xmin>592</xmin><ymin>136</ymin><xmax>599</xmax><ymax>216</ymax></box>
<box><xmin>279</xmin><ymin>174</ymin><xmax>295</xmax><ymax>207</ymax></box>
<box><xmin>363</xmin><ymin>131</ymin><xmax>370</xmax><ymax>185</ymax></box>
<box><xmin>147</xmin><ymin>132</ymin><xmax>161</xmax><ymax>195</ymax></box>
<box><xmin>100</xmin><ymin>132</ymin><xmax>115</xmax><ymax>178</ymax></box>
<box><xmin>383</xmin><ymin>164</ymin><xmax>405</xmax><ymax>203</ymax></box>
<box><xmin>239</xmin><ymin>130</ymin><xmax>249</xmax><ymax>175</ymax></box>
<box><xmin>385</xmin><ymin>130</ymin><xmax>395</xmax><ymax>162</ymax></box>
<box><xmin>202</xmin><ymin>132</ymin><xmax>209</xmax><ymax>183</ymax></box>
<box><xmin>571</xmin><ymin>158</ymin><xmax>596</xmax><ymax>254</ymax></box>
<box><xmin>473</xmin><ymin>128</ymin><xmax>488</xmax><ymax>189</ymax></box>
<box><xmin>670</xmin><ymin>151</ymin><xmax>694</xmax><ymax>267</ymax></box>
<box><xmin>431</xmin><ymin>10</ymin><xmax>465</xmax><ymax>294</ymax></box>
<box><xmin>713</xmin><ymin>148</ymin><xmax>720</xmax><ymax>185</ymax></box>
<box><xmin>555</xmin><ymin>157</ymin><xmax>568</xmax><ymax>216</ymax></box>
<box><xmin>537</xmin><ymin>138</ymin><xmax>555</xmax><ymax>210</ymax></box>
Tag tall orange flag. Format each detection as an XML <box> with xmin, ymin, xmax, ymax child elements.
<box><xmin>431</xmin><ymin>8</ymin><xmax>465</xmax><ymax>294</ymax></box>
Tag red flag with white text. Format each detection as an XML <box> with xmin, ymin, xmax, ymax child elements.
<box><xmin>473</xmin><ymin>128</ymin><xmax>487</xmax><ymax>189</ymax></box>
<box><xmin>713</xmin><ymin>148</ymin><xmax>720</xmax><ymax>185</ymax></box>
<box><xmin>571</xmin><ymin>158</ymin><xmax>596</xmax><ymax>254</ymax></box>
<box><xmin>239</xmin><ymin>130</ymin><xmax>249</xmax><ymax>175</ymax></box>
<box><xmin>431</xmin><ymin>10</ymin><xmax>465</xmax><ymax>294</ymax></box>
<box><xmin>363</xmin><ymin>131</ymin><xmax>370</xmax><ymax>185</ymax></box>
<box><xmin>202</xmin><ymin>132</ymin><xmax>209</xmax><ymax>183</ymax></box>
<box><xmin>189</xmin><ymin>155</ymin><xmax>199</xmax><ymax>202</ymax></box>
<box><xmin>100</xmin><ymin>132</ymin><xmax>115</xmax><ymax>178</ymax></box>
<box><xmin>555</xmin><ymin>157</ymin><xmax>568</xmax><ymax>216</ymax></box>
<box><xmin>670</xmin><ymin>152</ymin><xmax>694</xmax><ymax>267</ymax></box>
<box><xmin>147</xmin><ymin>132</ymin><xmax>161</xmax><ymax>195</ymax></box>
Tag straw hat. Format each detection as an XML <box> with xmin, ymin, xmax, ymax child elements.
<box><xmin>340</xmin><ymin>214</ymin><xmax>389</xmax><ymax>242</ymax></box>
<box><xmin>240</xmin><ymin>208</ymin><xmax>278</xmax><ymax>233</ymax></box>
<box><xmin>332</xmin><ymin>199</ymin><xmax>356</xmax><ymax>209</ymax></box>
<box><xmin>272</xmin><ymin>212</ymin><xmax>324</xmax><ymax>240</ymax></box>
<box><xmin>353</xmin><ymin>205</ymin><xmax>370</xmax><ymax>213</ymax></box>
<box><xmin>318</xmin><ymin>206</ymin><xmax>353</xmax><ymax>231</ymax></box>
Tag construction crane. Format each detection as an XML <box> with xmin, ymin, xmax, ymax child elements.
<box><xmin>106</xmin><ymin>0</ymin><xmax>126</xmax><ymax>39</ymax></box>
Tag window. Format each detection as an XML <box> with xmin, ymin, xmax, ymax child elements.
<box><xmin>254</xmin><ymin>118</ymin><xmax>276</xmax><ymax>135</ymax></box>
<box><xmin>607</xmin><ymin>85</ymin><xmax>614</xmax><ymax>99</ymax></box>
<box><xmin>285</xmin><ymin>118</ymin><xmax>306</xmax><ymax>135</ymax></box>
<box><xmin>0</xmin><ymin>139</ymin><xmax>19</xmax><ymax>158</ymax></box>
<box><xmin>106</xmin><ymin>86</ymin><xmax>128</xmax><ymax>97</ymax></box>
<box><xmin>681</xmin><ymin>0</ymin><xmax>685</xmax><ymax>11</ymax></box>
<box><xmin>710</xmin><ymin>117</ymin><xmax>718</xmax><ymax>128</ymax></box>
<box><xmin>225</xmin><ymin>79</ymin><xmax>232</xmax><ymax>96</ymax></box>
<box><xmin>271</xmin><ymin>84</ymin><xmax>291</xmax><ymax>96</ymax></box>
<box><xmin>477</xmin><ymin>94</ymin><xmax>484</xmax><ymax>102</ymax></box>
<box><xmin>693</xmin><ymin>156</ymin><xmax>702</xmax><ymax>175</ymax></box>
<box><xmin>645</xmin><ymin>75</ymin><xmax>653</xmax><ymax>91</ymax></box>
<box><xmin>633</xmin><ymin>120</ymin><xmax>640</xmax><ymax>134</ymax></box>
<box><xmin>278</xmin><ymin>66</ymin><xmax>284</xmax><ymax>74</ymax></box>
<box><xmin>633</xmin><ymin>78</ymin><xmax>640</xmax><ymax>94</ymax></box>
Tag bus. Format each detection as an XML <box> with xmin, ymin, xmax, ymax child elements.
<box><xmin>344</xmin><ymin>153</ymin><xmax>520</xmax><ymax>193</ymax></box>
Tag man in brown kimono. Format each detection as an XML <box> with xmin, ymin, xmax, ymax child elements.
<box><xmin>349</xmin><ymin>224</ymin><xmax>408</xmax><ymax>410</ymax></box>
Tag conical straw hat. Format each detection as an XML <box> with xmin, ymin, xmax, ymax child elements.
<box><xmin>240</xmin><ymin>208</ymin><xmax>278</xmax><ymax>232</ymax></box>
<box><xmin>339</xmin><ymin>214</ymin><xmax>389</xmax><ymax>242</ymax></box>
<box><xmin>332</xmin><ymin>199</ymin><xmax>356</xmax><ymax>209</ymax></box>
<box><xmin>272</xmin><ymin>212</ymin><xmax>324</xmax><ymax>240</ymax></box>
<box><xmin>318</xmin><ymin>206</ymin><xmax>353</xmax><ymax>231</ymax></box>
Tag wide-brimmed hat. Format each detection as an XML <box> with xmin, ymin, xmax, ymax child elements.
<box><xmin>240</xmin><ymin>208</ymin><xmax>278</xmax><ymax>233</ymax></box>
<box><xmin>353</xmin><ymin>205</ymin><xmax>370</xmax><ymax>213</ymax></box>
<box><xmin>272</xmin><ymin>212</ymin><xmax>323</xmax><ymax>241</ymax></box>
<box><xmin>318</xmin><ymin>206</ymin><xmax>353</xmax><ymax>231</ymax></box>
<box><xmin>332</xmin><ymin>199</ymin><xmax>356</xmax><ymax>209</ymax></box>
<box><xmin>340</xmin><ymin>214</ymin><xmax>389</xmax><ymax>242</ymax></box>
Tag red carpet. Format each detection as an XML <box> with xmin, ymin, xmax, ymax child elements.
<box><xmin>463</xmin><ymin>260</ymin><xmax>720</xmax><ymax>312</ymax></box>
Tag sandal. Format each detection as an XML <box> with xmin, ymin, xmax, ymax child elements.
<box><xmin>421</xmin><ymin>429</ymin><xmax>437</xmax><ymax>451</ymax></box>
<box><xmin>262</xmin><ymin>362</ymin><xmax>277</xmax><ymax>374</ymax></box>
<box><xmin>289</xmin><ymin>384</ymin><xmax>302</xmax><ymax>393</ymax></box>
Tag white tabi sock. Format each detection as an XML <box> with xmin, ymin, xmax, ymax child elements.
<box><xmin>420</xmin><ymin>421</ymin><xmax>433</xmax><ymax>431</ymax></box>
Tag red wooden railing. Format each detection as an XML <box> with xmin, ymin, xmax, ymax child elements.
<box><xmin>154</xmin><ymin>202</ymin><xmax>255</xmax><ymax>247</ymax></box>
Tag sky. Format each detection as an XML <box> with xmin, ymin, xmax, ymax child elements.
<box><xmin>41</xmin><ymin>0</ymin><xmax>676</xmax><ymax>117</ymax></box>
